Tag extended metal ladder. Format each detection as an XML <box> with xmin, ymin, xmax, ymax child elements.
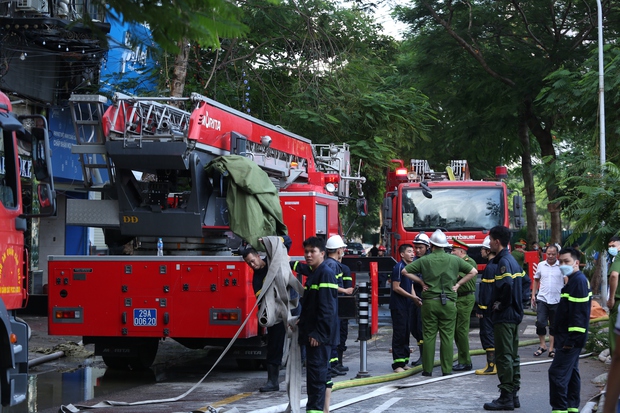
<box><xmin>69</xmin><ymin>94</ymin><xmax>115</xmax><ymax>188</ymax></box>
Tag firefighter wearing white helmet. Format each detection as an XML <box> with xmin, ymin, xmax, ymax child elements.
<box><xmin>414</xmin><ymin>233</ymin><xmax>431</xmax><ymax>247</ymax></box>
<box><xmin>476</xmin><ymin>235</ymin><xmax>499</xmax><ymax>376</ymax></box>
<box><xmin>324</xmin><ymin>235</ymin><xmax>354</xmax><ymax>378</ymax></box>
<box><xmin>325</xmin><ymin>235</ymin><xmax>347</xmax><ymax>250</ymax></box>
<box><xmin>401</xmin><ymin>229</ymin><xmax>478</xmax><ymax>376</ymax></box>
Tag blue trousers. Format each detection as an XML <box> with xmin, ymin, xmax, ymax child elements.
<box><xmin>391</xmin><ymin>308</ymin><xmax>410</xmax><ymax>369</ymax></box>
<box><xmin>479</xmin><ymin>312</ymin><xmax>494</xmax><ymax>350</ymax></box>
<box><xmin>266</xmin><ymin>322</ymin><xmax>285</xmax><ymax>366</ymax></box>
<box><xmin>548</xmin><ymin>346</ymin><xmax>582</xmax><ymax>412</ymax></box>
<box><xmin>306</xmin><ymin>344</ymin><xmax>331</xmax><ymax>413</ymax></box>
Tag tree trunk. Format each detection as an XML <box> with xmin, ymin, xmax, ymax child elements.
<box><xmin>170</xmin><ymin>39</ymin><xmax>190</xmax><ymax>100</ymax></box>
<box><xmin>517</xmin><ymin>112</ymin><xmax>538</xmax><ymax>245</ymax></box>
<box><xmin>525</xmin><ymin>101</ymin><xmax>562</xmax><ymax>244</ymax></box>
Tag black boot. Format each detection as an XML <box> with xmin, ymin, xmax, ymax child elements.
<box><xmin>513</xmin><ymin>387</ymin><xmax>520</xmax><ymax>408</ymax></box>
<box><xmin>483</xmin><ymin>389</ymin><xmax>514</xmax><ymax>411</ymax></box>
<box><xmin>337</xmin><ymin>349</ymin><xmax>349</xmax><ymax>372</ymax></box>
<box><xmin>453</xmin><ymin>363</ymin><xmax>472</xmax><ymax>371</ymax></box>
<box><xmin>411</xmin><ymin>344</ymin><xmax>423</xmax><ymax>367</ymax></box>
<box><xmin>259</xmin><ymin>363</ymin><xmax>280</xmax><ymax>392</ymax></box>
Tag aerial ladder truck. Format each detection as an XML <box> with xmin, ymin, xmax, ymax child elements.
<box><xmin>47</xmin><ymin>92</ymin><xmax>366</xmax><ymax>369</ymax></box>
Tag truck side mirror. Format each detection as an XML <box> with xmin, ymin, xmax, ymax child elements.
<box><xmin>356</xmin><ymin>198</ymin><xmax>368</xmax><ymax>217</ymax></box>
<box><xmin>513</xmin><ymin>195</ymin><xmax>523</xmax><ymax>229</ymax></box>
<box><xmin>31</xmin><ymin>127</ymin><xmax>51</xmax><ymax>182</ymax></box>
<box><xmin>420</xmin><ymin>181</ymin><xmax>432</xmax><ymax>199</ymax></box>
<box><xmin>382</xmin><ymin>197</ymin><xmax>392</xmax><ymax>230</ymax></box>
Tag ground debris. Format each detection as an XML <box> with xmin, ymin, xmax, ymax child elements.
<box><xmin>33</xmin><ymin>341</ymin><xmax>94</xmax><ymax>358</ymax></box>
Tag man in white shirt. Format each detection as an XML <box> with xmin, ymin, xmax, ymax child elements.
<box><xmin>531</xmin><ymin>245</ymin><xmax>564</xmax><ymax>358</ymax></box>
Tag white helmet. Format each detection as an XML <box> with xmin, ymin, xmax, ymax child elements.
<box><xmin>482</xmin><ymin>236</ymin><xmax>491</xmax><ymax>250</ymax></box>
<box><xmin>414</xmin><ymin>233</ymin><xmax>431</xmax><ymax>247</ymax></box>
<box><xmin>326</xmin><ymin>235</ymin><xmax>347</xmax><ymax>250</ymax></box>
<box><xmin>429</xmin><ymin>229</ymin><xmax>450</xmax><ymax>248</ymax></box>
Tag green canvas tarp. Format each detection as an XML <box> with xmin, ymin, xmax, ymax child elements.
<box><xmin>205</xmin><ymin>155</ymin><xmax>288</xmax><ymax>250</ymax></box>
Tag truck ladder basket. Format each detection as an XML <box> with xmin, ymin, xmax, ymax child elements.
<box><xmin>69</xmin><ymin>94</ymin><xmax>115</xmax><ymax>188</ymax></box>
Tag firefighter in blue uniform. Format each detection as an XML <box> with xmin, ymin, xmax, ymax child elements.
<box><xmin>484</xmin><ymin>226</ymin><xmax>527</xmax><ymax>411</ymax></box>
<box><xmin>475</xmin><ymin>236</ymin><xmax>498</xmax><ymax>375</ymax></box>
<box><xmin>292</xmin><ymin>235</ymin><xmax>352</xmax><ymax>378</ymax></box>
<box><xmin>294</xmin><ymin>236</ymin><xmax>339</xmax><ymax>413</ymax></box>
<box><xmin>389</xmin><ymin>243</ymin><xmax>419</xmax><ymax>372</ymax></box>
<box><xmin>336</xmin><ymin>258</ymin><xmax>354</xmax><ymax>373</ymax></box>
<box><xmin>548</xmin><ymin>247</ymin><xmax>591</xmax><ymax>413</ymax></box>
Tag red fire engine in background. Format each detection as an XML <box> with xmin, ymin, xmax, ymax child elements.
<box><xmin>47</xmin><ymin>93</ymin><xmax>366</xmax><ymax>369</ymax></box>
<box><xmin>0</xmin><ymin>90</ymin><xmax>56</xmax><ymax>405</ymax></box>
<box><xmin>381</xmin><ymin>159</ymin><xmax>523</xmax><ymax>269</ymax></box>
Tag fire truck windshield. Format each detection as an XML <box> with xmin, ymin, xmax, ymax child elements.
<box><xmin>401</xmin><ymin>186</ymin><xmax>504</xmax><ymax>231</ymax></box>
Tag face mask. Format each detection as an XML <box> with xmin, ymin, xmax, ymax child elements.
<box><xmin>559</xmin><ymin>265</ymin><xmax>573</xmax><ymax>276</ymax></box>
<box><xmin>609</xmin><ymin>247</ymin><xmax>618</xmax><ymax>257</ymax></box>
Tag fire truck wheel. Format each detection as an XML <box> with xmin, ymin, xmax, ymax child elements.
<box><xmin>236</xmin><ymin>358</ymin><xmax>263</xmax><ymax>370</ymax></box>
<box><xmin>102</xmin><ymin>339</ymin><xmax>159</xmax><ymax>370</ymax></box>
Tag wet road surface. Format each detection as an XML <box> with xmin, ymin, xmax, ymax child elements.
<box><xmin>7</xmin><ymin>311</ymin><xmax>610</xmax><ymax>413</ymax></box>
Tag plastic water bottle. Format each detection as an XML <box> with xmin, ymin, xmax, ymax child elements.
<box><xmin>157</xmin><ymin>238</ymin><xmax>163</xmax><ymax>256</ymax></box>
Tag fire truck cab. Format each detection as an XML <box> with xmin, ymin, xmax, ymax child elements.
<box><xmin>0</xmin><ymin>90</ymin><xmax>56</xmax><ymax>406</ymax></box>
<box><xmin>382</xmin><ymin>159</ymin><xmax>521</xmax><ymax>269</ymax></box>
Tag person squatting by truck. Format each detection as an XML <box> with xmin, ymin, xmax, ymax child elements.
<box><xmin>242</xmin><ymin>236</ymin><xmax>299</xmax><ymax>392</ymax></box>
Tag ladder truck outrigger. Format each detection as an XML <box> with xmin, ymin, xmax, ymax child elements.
<box><xmin>0</xmin><ymin>90</ymin><xmax>56</xmax><ymax>405</ymax></box>
<box><xmin>382</xmin><ymin>159</ymin><xmax>522</xmax><ymax>270</ymax></box>
<box><xmin>48</xmin><ymin>92</ymin><xmax>366</xmax><ymax>369</ymax></box>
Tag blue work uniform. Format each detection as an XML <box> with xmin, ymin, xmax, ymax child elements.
<box><xmin>490</xmin><ymin>248</ymin><xmax>526</xmax><ymax>394</ymax></box>
<box><xmin>548</xmin><ymin>269</ymin><xmax>591</xmax><ymax>413</ymax></box>
<box><xmin>294</xmin><ymin>260</ymin><xmax>338</xmax><ymax>413</ymax></box>
<box><xmin>390</xmin><ymin>259</ymin><xmax>413</xmax><ymax>369</ymax></box>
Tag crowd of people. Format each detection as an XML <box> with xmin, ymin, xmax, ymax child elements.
<box><xmin>240</xmin><ymin>228</ymin><xmax>620</xmax><ymax>413</ymax></box>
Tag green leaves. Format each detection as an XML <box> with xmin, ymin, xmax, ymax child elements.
<box><xmin>96</xmin><ymin>0</ymin><xmax>249</xmax><ymax>51</ymax></box>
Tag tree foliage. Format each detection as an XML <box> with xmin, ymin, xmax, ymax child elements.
<box><xmin>537</xmin><ymin>44</ymin><xmax>620</xmax><ymax>250</ymax></box>
<box><xmin>393</xmin><ymin>0</ymin><xmax>619</xmax><ymax>242</ymax></box>
<box><xmin>96</xmin><ymin>0</ymin><xmax>248</xmax><ymax>51</ymax></box>
<box><xmin>159</xmin><ymin>0</ymin><xmax>436</xmax><ymax>240</ymax></box>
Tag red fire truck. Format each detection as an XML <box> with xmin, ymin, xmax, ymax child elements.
<box><xmin>382</xmin><ymin>159</ymin><xmax>522</xmax><ymax>268</ymax></box>
<box><xmin>48</xmin><ymin>93</ymin><xmax>366</xmax><ymax>369</ymax></box>
<box><xmin>0</xmin><ymin>90</ymin><xmax>56</xmax><ymax>405</ymax></box>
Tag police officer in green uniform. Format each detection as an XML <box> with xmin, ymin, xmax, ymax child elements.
<box><xmin>402</xmin><ymin>229</ymin><xmax>478</xmax><ymax>376</ymax></box>
<box><xmin>451</xmin><ymin>238</ymin><xmax>477</xmax><ymax>371</ymax></box>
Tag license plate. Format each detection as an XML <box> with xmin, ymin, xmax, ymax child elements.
<box><xmin>133</xmin><ymin>309</ymin><xmax>157</xmax><ymax>326</ymax></box>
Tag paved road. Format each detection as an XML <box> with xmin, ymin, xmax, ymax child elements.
<box><xmin>12</xmin><ymin>309</ymin><xmax>609</xmax><ymax>413</ymax></box>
